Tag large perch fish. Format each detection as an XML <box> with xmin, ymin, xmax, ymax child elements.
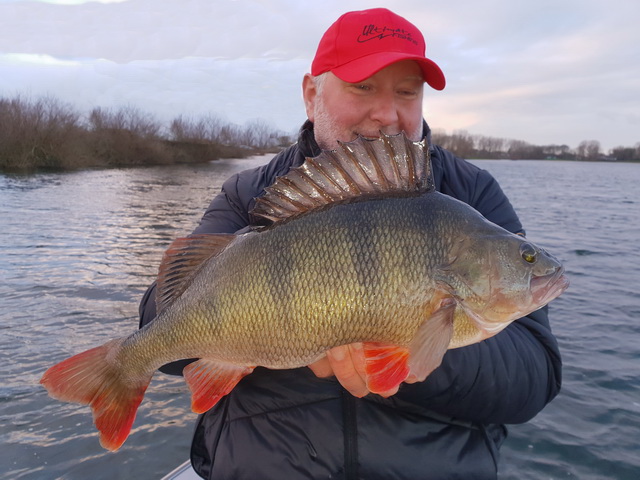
<box><xmin>40</xmin><ymin>133</ymin><xmax>569</xmax><ymax>451</ymax></box>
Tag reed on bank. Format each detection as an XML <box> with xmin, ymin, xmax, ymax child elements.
<box><xmin>0</xmin><ymin>96</ymin><xmax>293</xmax><ymax>171</ymax></box>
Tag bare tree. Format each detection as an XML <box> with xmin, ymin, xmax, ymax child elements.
<box><xmin>477</xmin><ymin>135</ymin><xmax>505</xmax><ymax>155</ymax></box>
<box><xmin>243</xmin><ymin>118</ymin><xmax>276</xmax><ymax>149</ymax></box>
<box><xmin>576</xmin><ymin>140</ymin><xmax>601</xmax><ymax>160</ymax></box>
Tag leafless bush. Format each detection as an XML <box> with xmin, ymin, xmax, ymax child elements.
<box><xmin>85</xmin><ymin>127</ymin><xmax>174</xmax><ymax>166</ymax></box>
<box><xmin>169</xmin><ymin>115</ymin><xmax>226</xmax><ymax>143</ymax></box>
<box><xmin>88</xmin><ymin>106</ymin><xmax>161</xmax><ymax>139</ymax></box>
<box><xmin>0</xmin><ymin>95</ymin><xmax>84</xmax><ymax>168</ymax></box>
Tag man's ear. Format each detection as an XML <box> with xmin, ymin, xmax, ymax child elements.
<box><xmin>302</xmin><ymin>73</ymin><xmax>318</xmax><ymax>122</ymax></box>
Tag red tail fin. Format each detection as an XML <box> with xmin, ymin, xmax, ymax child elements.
<box><xmin>40</xmin><ymin>339</ymin><xmax>152</xmax><ymax>451</ymax></box>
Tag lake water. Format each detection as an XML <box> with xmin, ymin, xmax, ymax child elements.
<box><xmin>1</xmin><ymin>157</ymin><xmax>638</xmax><ymax>480</ymax></box>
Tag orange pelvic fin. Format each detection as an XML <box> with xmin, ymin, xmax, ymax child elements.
<box><xmin>39</xmin><ymin>339</ymin><xmax>152</xmax><ymax>451</ymax></box>
<box><xmin>362</xmin><ymin>343</ymin><xmax>410</xmax><ymax>395</ymax></box>
<box><xmin>183</xmin><ymin>359</ymin><xmax>254</xmax><ymax>414</ymax></box>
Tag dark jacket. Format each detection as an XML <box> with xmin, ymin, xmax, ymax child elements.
<box><xmin>139</xmin><ymin>121</ymin><xmax>562</xmax><ymax>480</ymax></box>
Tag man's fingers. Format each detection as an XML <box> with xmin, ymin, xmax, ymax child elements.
<box><xmin>309</xmin><ymin>343</ymin><xmax>409</xmax><ymax>398</ymax></box>
<box><xmin>349</xmin><ymin>343</ymin><xmax>368</xmax><ymax>380</ymax></box>
<box><xmin>308</xmin><ymin>355</ymin><xmax>333</xmax><ymax>378</ymax></box>
<box><xmin>326</xmin><ymin>344</ymin><xmax>369</xmax><ymax>398</ymax></box>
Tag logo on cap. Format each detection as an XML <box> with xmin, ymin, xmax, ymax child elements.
<box><xmin>358</xmin><ymin>24</ymin><xmax>419</xmax><ymax>46</ymax></box>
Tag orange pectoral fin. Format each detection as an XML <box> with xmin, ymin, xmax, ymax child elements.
<box><xmin>183</xmin><ymin>359</ymin><xmax>254</xmax><ymax>413</ymax></box>
<box><xmin>363</xmin><ymin>343</ymin><xmax>410</xmax><ymax>396</ymax></box>
<box><xmin>407</xmin><ymin>301</ymin><xmax>456</xmax><ymax>383</ymax></box>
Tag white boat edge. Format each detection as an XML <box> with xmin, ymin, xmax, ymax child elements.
<box><xmin>161</xmin><ymin>460</ymin><xmax>201</xmax><ymax>480</ymax></box>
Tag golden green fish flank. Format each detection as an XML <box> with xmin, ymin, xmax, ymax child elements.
<box><xmin>120</xmin><ymin>195</ymin><xmax>453</xmax><ymax>371</ymax></box>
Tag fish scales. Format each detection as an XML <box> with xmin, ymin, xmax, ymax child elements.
<box><xmin>131</xmin><ymin>188</ymin><xmax>492</xmax><ymax>371</ymax></box>
<box><xmin>181</xmin><ymin>196</ymin><xmax>443</xmax><ymax>368</ymax></box>
<box><xmin>40</xmin><ymin>132</ymin><xmax>568</xmax><ymax>451</ymax></box>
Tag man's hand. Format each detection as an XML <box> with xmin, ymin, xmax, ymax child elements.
<box><xmin>309</xmin><ymin>343</ymin><xmax>410</xmax><ymax>398</ymax></box>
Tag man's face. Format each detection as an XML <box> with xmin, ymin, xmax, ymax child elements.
<box><xmin>303</xmin><ymin>60</ymin><xmax>425</xmax><ymax>150</ymax></box>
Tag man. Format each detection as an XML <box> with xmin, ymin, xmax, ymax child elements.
<box><xmin>139</xmin><ymin>8</ymin><xmax>561</xmax><ymax>479</ymax></box>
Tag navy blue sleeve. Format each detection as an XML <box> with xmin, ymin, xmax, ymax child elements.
<box><xmin>398</xmin><ymin>146</ymin><xmax>562</xmax><ymax>424</ymax></box>
<box><xmin>193</xmin><ymin>169</ymin><xmax>259</xmax><ymax>235</ymax></box>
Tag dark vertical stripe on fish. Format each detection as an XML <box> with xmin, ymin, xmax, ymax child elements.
<box><xmin>265</xmin><ymin>230</ymin><xmax>296</xmax><ymax>309</ymax></box>
<box><xmin>345</xmin><ymin>203</ymin><xmax>380</xmax><ymax>294</ymax></box>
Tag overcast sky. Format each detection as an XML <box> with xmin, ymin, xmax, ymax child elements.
<box><xmin>1</xmin><ymin>0</ymin><xmax>638</xmax><ymax>151</ymax></box>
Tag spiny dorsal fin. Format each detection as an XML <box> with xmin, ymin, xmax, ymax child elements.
<box><xmin>251</xmin><ymin>131</ymin><xmax>433</xmax><ymax>225</ymax></box>
<box><xmin>156</xmin><ymin>234</ymin><xmax>235</xmax><ymax>314</ymax></box>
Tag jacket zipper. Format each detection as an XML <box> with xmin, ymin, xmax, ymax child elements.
<box><xmin>342</xmin><ymin>390</ymin><xmax>358</xmax><ymax>479</ymax></box>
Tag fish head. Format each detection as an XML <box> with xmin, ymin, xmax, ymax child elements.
<box><xmin>437</xmin><ymin>231</ymin><xmax>569</xmax><ymax>334</ymax></box>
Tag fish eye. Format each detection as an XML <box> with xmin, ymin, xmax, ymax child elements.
<box><xmin>520</xmin><ymin>243</ymin><xmax>538</xmax><ymax>264</ymax></box>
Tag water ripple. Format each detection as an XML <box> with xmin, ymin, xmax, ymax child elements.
<box><xmin>2</xmin><ymin>157</ymin><xmax>639</xmax><ymax>479</ymax></box>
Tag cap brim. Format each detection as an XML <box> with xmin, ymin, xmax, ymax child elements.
<box><xmin>331</xmin><ymin>53</ymin><xmax>446</xmax><ymax>91</ymax></box>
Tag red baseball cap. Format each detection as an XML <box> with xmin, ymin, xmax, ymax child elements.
<box><xmin>311</xmin><ymin>8</ymin><xmax>446</xmax><ymax>90</ymax></box>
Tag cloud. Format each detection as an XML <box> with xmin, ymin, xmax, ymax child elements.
<box><xmin>0</xmin><ymin>0</ymin><xmax>638</xmax><ymax>150</ymax></box>
<box><xmin>1</xmin><ymin>53</ymin><xmax>82</xmax><ymax>66</ymax></box>
<box><xmin>416</xmin><ymin>0</ymin><xmax>640</xmax><ymax>149</ymax></box>
<box><xmin>0</xmin><ymin>53</ymin><xmax>308</xmax><ymax>132</ymax></box>
<box><xmin>0</xmin><ymin>0</ymin><xmax>323</xmax><ymax>62</ymax></box>
<box><xmin>4</xmin><ymin>0</ymin><xmax>129</xmax><ymax>4</ymax></box>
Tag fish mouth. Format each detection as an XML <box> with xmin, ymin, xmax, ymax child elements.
<box><xmin>531</xmin><ymin>267</ymin><xmax>570</xmax><ymax>306</ymax></box>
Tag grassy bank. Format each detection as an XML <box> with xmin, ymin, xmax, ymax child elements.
<box><xmin>0</xmin><ymin>96</ymin><xmax>293</xmax><ymax>171</ymax></box>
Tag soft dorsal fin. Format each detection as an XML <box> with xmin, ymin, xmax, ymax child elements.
<box><xmin>156</xmin><ymin>234</ymin><xmax>236</xmax><ymax>314</ymax></box>
<box><xmin>251</xmin><ymin>131</ymin><xmax>434</xmax><ymax>225</ymax></box>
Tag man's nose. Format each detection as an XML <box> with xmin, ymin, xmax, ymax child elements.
<box><xmin>369</xmin><ymin>93</ymin><xmax>399</xmax><ymax>126</ymax></box>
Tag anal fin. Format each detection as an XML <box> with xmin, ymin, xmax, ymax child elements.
<box><xmin>183</xmin><ymin>359</ymin><xmax>254</xmax><ymax>413</ymax></box>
